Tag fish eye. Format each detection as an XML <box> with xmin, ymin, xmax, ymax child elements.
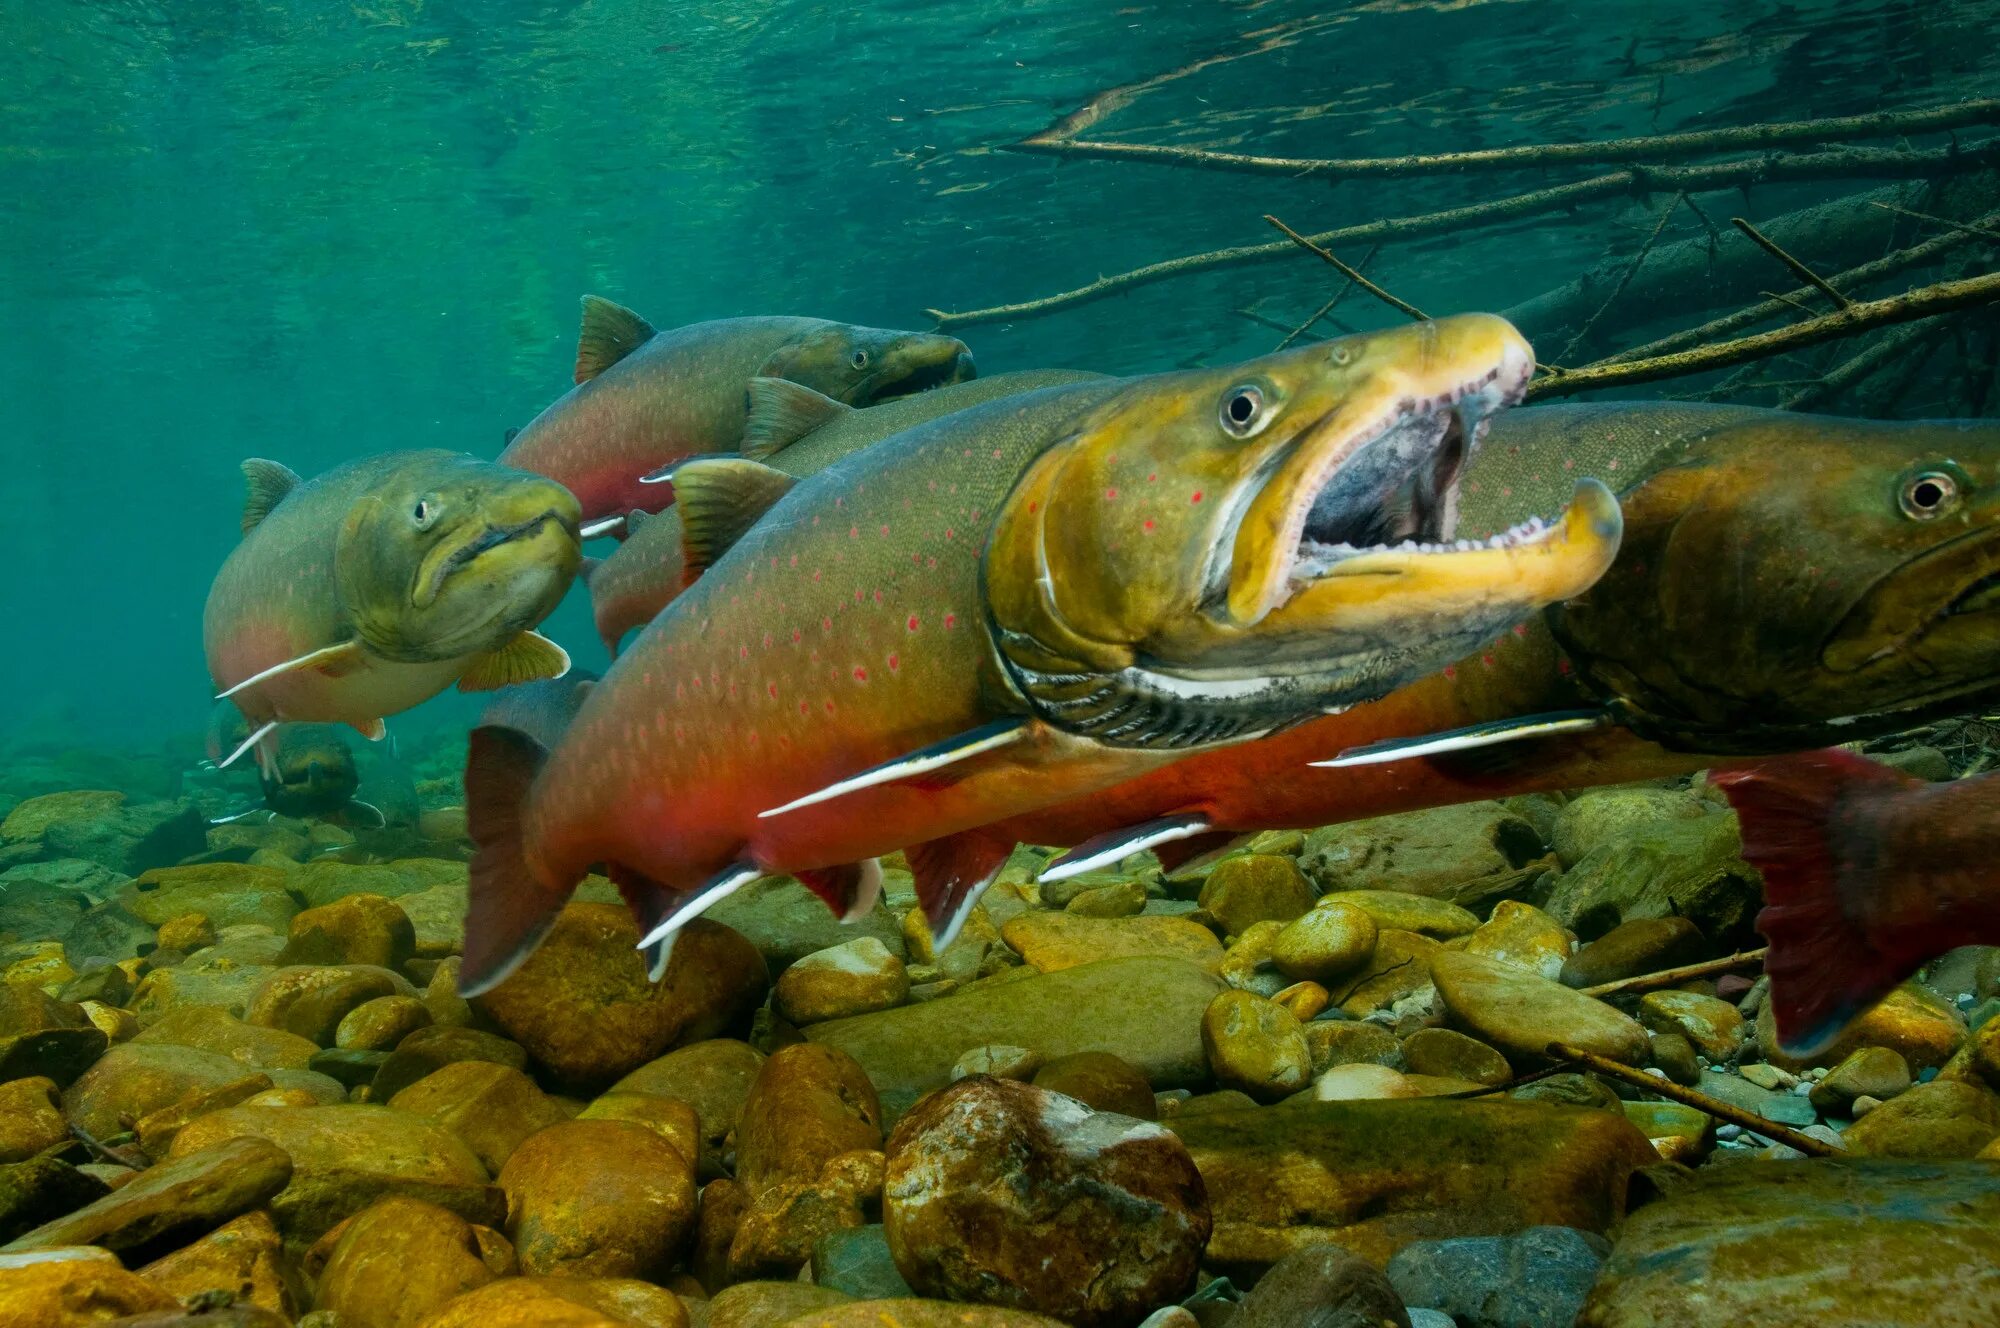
<box><xmin>412</xmin><ymin>499</ymin><xmax>437</xmax><ymax>529</ymax></box>
<box><xmin>1219</xmin><ymin>383</ymin><xmax>1270</xmax><ymax>439</ymax></box>
<box><xmin>1899</xmin><ymin>470</ymin><xmax>1958</xmax><ymax>520</ymax></box>
<box><xmin>850</xmin><ymin>350</ymin><xmax>870</xmax><ymax>371</ymax></box>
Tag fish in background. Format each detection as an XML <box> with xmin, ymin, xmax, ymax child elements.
<box><xmin>498</xmin><ymin>296</ymin><xmax>975</xmax><ymax>527</ymax></box>
<box><xmin>204</xmin><ymin>451</ymin><xmax>582</xmax><ymax>773</ymax></box>
<box><xmin>1717</xmin><ymin>751</ymin><xmax>2000</xmax><ymax>1056</ymax></box>
<box><xmin>964</xmin><ymin>406</ymin><xmax>2000</xmax><ymax>886</ymax></box>
<box><xmin>202</xmin><ymin>703</ymin><xmax>420</xmax><ymax>832</ymax></box>
<box><xmin>460</xmin><ymin>315</ymin><xmax>1622</xmax><ymax>994</ymax></box>
<box><xmin>582</xmin><ymin>368</ymin><xmax>1111</xmax><ymax>653</ymax></box>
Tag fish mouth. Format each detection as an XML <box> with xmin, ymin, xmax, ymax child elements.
<box><xmin>1824</xmin><ymin>523</ymin><xmax>2000</xmax><ymax>673</ymax></box>
<box><xmin>415</xmin><ymin>509</ymin><xmax>578</xmax><ymax>609</ymax></box>
<box><xmin>857</xmin><ymin>342</ymin><xmax>977</xmax><ymax>403</ymax></box>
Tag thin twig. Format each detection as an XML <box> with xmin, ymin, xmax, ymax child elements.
<box><xmin>1526</xmin><ymin>269</ymin><xmax>2000</xmax><ymax>400</ymax></box>
<box><xmin>1009</xmin><ymin>99</ymin><xmax>2000</xmax><ymax>180</ymax></box>
<box><xmin>1558</xmin><ymin>192</ymin><xmax>1687</xmax><ymax>363</ymax></box>
<box><xmin>1263</xmin><ymin>215</ymin><xmax>1428</xmax><ymax>321</ymax></box>
<box><xmin>1868</xmin><ymin>200</ymin><xmax>2000</xmax><ymax>244</ymax></box>
<box><xmin>925</xmin><ymin>142</ymin><xmax>2000</xmax><ymax>329</ymax></box>
<box><xmin>1731</xmin><ymin>216</ymin><xmax>1851</xmax><ymax>308</ymax></box>
<box><xmin>1757</xmin><ymin>289</ymin><xmax>1821</xmax><ymax>315</ymax></box>
<box><xmin>1579</xmin><ymin>947</ymin><xmax>1768</xmax><ymax>998</ymax></box>
<box><xmin>1233</xmin><ymin>307</ymin><xmax>1299</xmax><ymax>337</ymax></box>
<box><xmin>1277</xmin><ymin>243</ymin><xmax>1379</xmax><ymax>351</ymax></box>
<box><xmin>1547</xmin><ymin>1042</ymin><xmax>1838</xmax><ymax>1157</ymax></box>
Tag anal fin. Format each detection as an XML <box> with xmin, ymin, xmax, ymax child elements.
<box><xmin>796</xmin><ymin>860</ymin><xmax>885</xmax><ymax>923</ymax></box>
<box><xmin>457</xmin><ymin>631</ymin><xmax>572</xmax><ymax>693</ymax></box>
<box><xmin>1039</xmin><ymin>814</ymin><xmax>1214</xmax><ymax>883</ymax></box>
<box><xmin>907</xmin><ymin>830</ymin><xmax>1015</xmax><ymax>952</ymax></box>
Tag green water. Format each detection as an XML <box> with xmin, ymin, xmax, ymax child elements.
<box><xmin>3</xmin><ymin>0</ymin><xmax>1997</xmax><ymax>747</ymax></box>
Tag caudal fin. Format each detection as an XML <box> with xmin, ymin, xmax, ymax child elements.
<box><xmin>460</xmin><ymin>725</ymin><xmax>573</xmax><ymax>997</ymax></box>
<box><xmin>1714</xmin><ymin>750</ymin><xmax>1920</xmax><ymax>1057</ymax></box>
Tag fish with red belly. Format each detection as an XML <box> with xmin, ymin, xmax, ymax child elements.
<box><xmin>460</xmin><ymin>315</ymin><xmax>1624</xmax><ymax>993</ymax></box>
<box><xmin>498</xmin><ymin>296</ymin><xmax>974</xmax><ymax>526</ymax></box>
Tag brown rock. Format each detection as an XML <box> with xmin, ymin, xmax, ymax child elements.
<box><xmin>1938</xmin><ymin>1014</ymin><xmax>2000</xmax><ymax>1093</ymax></box>
<box><xmin>575</xmin><ymin>1094</ymin><xmax>698</xmax><ymax>1167</ymax></box>
<box><xmin>279</xmin><ymin>894</ymin><xmax>416</xmax><ymax>970</ymax></box>
<box><xmin>691</xmin><ymin>1177</ymin><xmax>747</xmax><ymax>1294</ymax></box>
<box><xmin>425</xmin><ymin>958</ymin><xmax>477</xmax><ymax>1029</ymax></box>
<box><xmin>413</xmin><ymin>1278</ymin><xmax>631</xmax><ymax>1327</ymax></box>
<box><xmin>0</xmin><ymin>983</ymin><xmax>106</xmax><ymax>1087</ymax></box>
<box><xmin>477</xmin><ymin>908</ymin><xmax>766</xmax><ymax>1088</ymax></box>
<box><xmin>1559</xmin><ymin>917</ymin><xmax>1708</xmax><ymax>989</ymax></box>
<box><xmin>883</xmin><ymin>1076</ymin><xmax>1209</xmax><ymax>1328</ymax></box>
<box><xmin>774</xmin><ymin>939</ymin><xmax>908</xmax><ymax>1025</ymax></box>
<box><xmin>1234</xmin><ymin>1244</ymin><xmax>1411</xmax><ymax>1328</ymax></box>
<box><xmin>1636</xmin><ymin>991</ymin><xmax>1744</xmax><ymax>1062</ymax></box>
<box><xmin>1843</xmin><ymin>1080</ymin><xmax>2000</xmax><ymax>1159</ymax></box>
<box><xmin>1272</xmin><ymin>981</ymin><xmax>1330</xmax><ymax>1023</ymax></box>
<box><xmin>726</xmin><ymin>1148</ymin><xmax>883</xmax><ymax>1282</ymax></box>
<box><xmin>126</xmin><ymin>955</ymin><xmax>279</xmax><ymax>1030</ymax></box>
<box><xmin>371</xmin><ymin>1026</ymin><xmax>529</xmax><ymax>1101</ymax></box>
<box><xmin>1401</xmin><ymin>1028</ymin><xmax>1511</xmax><ymax>1086</ymax></box>
<box><xmin>780</xmin><ymin>1303</ymin><xmax>1067</xmax><ymax>1328</ymax></box>
<box><xmin>122</xmin><ymin>863</ymin><xmax>298</xmax><ymax>932</ymax></box>
<box><xmin>1305</xmin><ymin>1020</ymin><xmax>1405</xmax><ymax>1074</ymax></box>
<box><xmin>245</xmin><ymin>965</ymin><xmax>410</xmax><ymax>1046</ymax></box>
<box><xmin>499</xmin><ymin>1119</ymin><xmax>697</xmax><ymax>1278</ymax></box>
<box><xmin>132</xmin><ymin>1074</ymin><xmax>275</xmax><ymax>1162</ymax></box>
<box><xmin>313</xmin><ymin>1196</ymin><xmax>510</xmax><ymax>1328</ymax></box>
<box><xmin>1312</xmin><ymin>1063</ymin><xmax>1426</xmax><ymax>1101</ymax></box>
<box><xmin>505</xmin><ymin>1277</ymin><xmax>689</xmax><ymax>1327</ymax></box>
<box><xmin>0</xmin><ymin>1078</ymin><xmax>69</xmax><ymax>1164</ymax></box>
<box><xmin>156</xmin><ymin>913</ymin><xmax>217</xmax><ymax>953</ymax></box>
<box><xmin>999</xmin><ymin>913</ymin><xmax>1223</xmax><ymax>975</ymax></box>
<box><xmin>76</xmin><ymin>1001</ymin><xmax>137</xmax><ymax>1046</ymax></box>
<box><xmin>735</xmin><ymin>1044</ymin><xmax>883</xmax><ymax>1197</ymax></box>
<box><xmin>706</xmin><ymin>1281</ymin><xmax>852</xmax><ymax>1328</ymax></box>
<box><xmin>1810</xmin><ymin>1047</ymin><xmax>1913</xmax><ymax>1116</ymax></box>
<box><xmin>1063</xmin><ymin>879</ymin><xmax>1146</xmax><ymax>918</ymax></box>
<box><xmin>0</xmin><ymin>1137</ymin><xmax>291</xmax><ymax>1258</ymax></box>
<box><xmin>1202</xmin><ymin>990</ymin><xmax>1310</xmax><ymax>1103</ymax></box>
<box><xmin>1759</xmin><ymin>982</ymin><xmax>1967</xmax><ymax>1072</ymax></box>
<box><xmin>1270</xmin><ymin>903</ymin><xmax>1378</xmax><ymax>984</ymax></box>
<box><xmin>1430</xmin><ymin>950</ymin><xmax>1649</xmax><ymax>1067</ymax></box>
<box><xmin>950</xmin><ymin>1045</ymin><xmax>1043</xmax><ymax>1082</ymax></box>
<box><xmin>609</xmin><ymin>1039</ymin><xmax>765</xmax><ymax>1174</ymax></box>
<box><xmin>1170</xmin><ymin>1099</ymin><xmax>1657</xmax><ymax>1270</ymax></box>
<box><xmin>137</xmin><ymin>1209</ymin><xmax>296</xmax><ymax>1318</ymax></box>
<box><xmin>1334</xmin><ymin>930</ymin><xmax>1441</xmax><ymax>1017</ymax></box>
<box><xmin>62</xmin><ymin>1042</ymin><xmax>276</xmax><ymax>1139</ymax></box>
<box><xmin>1199</xmin><ymin>855</ymin><xmax>1315</xmax><ymax>936</ymax></box>
<box><xmin>0</xmin><ymin>1249</ymin><xmax>179</xmax><ymax>1323</ymax></box>
<box><xmin>391</xmin><ymin>1062</ymin><xmax>573</xmax><ymax>1174</ymax></box>
<box><xmin>1463</xmin><ymin>901</ymin><xmax>1574</xmax><ymax>980</ymax></box>
<box><xmin>1031</xmin><ymin>1051</ymin><xmax>1156</xmax><ymax>1119</ymax></box>
<box><xmin>131</xmin><ymin>1006</ymin><xmax>319</xmax><ymax>1072</ymax></box>
<box><xmin>337</xmin><ymin>994</ymin><xmax>434</xmax><ymax>1051</ymax></box>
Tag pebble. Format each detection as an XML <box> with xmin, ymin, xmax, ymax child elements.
<box><xmin>1270</xmin><ymin>902</ymin><xmax>1378</xmax><ymax>983</ymax></box>
<box><xmin>1430</xmin><ymin>950</ymin><xmax>1650</xmax><ymax>1067</ymax></box>
<box><xmin>950</xmin><ymin>1044</ymin><xmax>1043</xmax><ymax>1082</ymax></box>
<box><xmin>1402</xmin><ymin>1028</ymin><xmax>1512</xmax><ymax>1086</ymax></box>
<box><xmin>1202</xmin><ymin>990</ymin><xmax>1312</xmax><ymax>1102</ymax></box>
<box><xmin>1217</xmin><ymin>920</ymin><xmax>1290</xmax><ymax>997</ymax></box>
<box><xmin>1271</xmin><ymin>980</ymin><xmax>1330</xmax><ymax>1022</ymax></box>
<box><xmin>336</xmin><ymin>993</ymin><xmax>433</xmax><ymax>1051</ymax></box>
<box><xmin>311</xmin><ymin>1196</ymin><xmax>513</xmax><ymax>1328</ymax></box>
<box><xmin>1000</xmin><ymin>912</ymin><xmax>1223</xmax><ymax>974</ymax></box>
<box><xmin>1696</xmin><ymin>1070</ymin><xmax>1817</xmax><ymax>1127</ymax></box>
<box><xmin>1387</xmin><ymin>1225</ymin><xmax>1608</xmax><ymax>1328</ymax></box>
<box><xmin>1637</xmin><ymin>991</ymin><xmax>1745</xmax><ymax>1062</ymax></box>
<box><xmin>1463</xmin><ymin>901</ymin><xmax>1574</xmax><ymax>980</ymax></box>
<box><xmin>1197</xmin><ymin>854</ymin><xmax>1316</xmax><ymax>936</ymax></box>
<box><xmin>500</xmin><ymin>1118</ymin><xmax>698</xmax><ymax>1278</ymax></box>
<box><xmin>1314</xmin><ymin>891</ymin><xmax>1479</xmax><ymax>940</ymax></box>
<box><xmin>884</xmin><ymin>1076</ymin><xmax>1208</xmax><ymax>1328</ymax></box>
<box><xmin>1313</xmin><ymin>1063</ymin><xmax>1424</xmax><ymax>1100</ymax></box>
<box><xmin>1306</xmin><ymin>1019</ymin><xmax>1405</xmax><ymax>1073</ymax></box>
<box><xmin>1646</xmin><ymin>1032</ymin><xmax>1701</xmax><ymax>1087</ymax></box>
<box><xmin>1064</xmin><ymin>879</ymin><xmax>1148</xmax><ymax>918</ymax></box>
<box><xmin>245</xmin><ymin>964</ymin><xmax>410</xmax><ymax>1045</ymax></box>
<box><xmin>774</xmin><ymin>938</ymin><xmax>909</xmax><ymax>1024</ymax></box>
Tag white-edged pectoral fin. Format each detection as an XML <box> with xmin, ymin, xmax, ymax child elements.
<box><xmin>1039</xmin><ymin>813</ymin><xmax>1215</xmax><ymax>883</ymax></box>
<box><xmin>758</xmin><ymin>719</ymin><xmax>1030</xmax><ymax>820</ymax></box>
<box><xmin>217</xmin><ymin>720</ymin><xmax>279</xmax><ymax>772</ymax></box>
<box><xmin>214</xmin><ymin>640</ymin><xmax>368</xmax><ymax>701</ymax></box>
<box><xmin>1312</xmin><ymin>710</ymin><xmax>1609</xmax><ymax>768</ymax></box>
<box><xmin>634</xmin><ymin>862</ymin><xmax>763</xmax><ymax>951</ymax></box>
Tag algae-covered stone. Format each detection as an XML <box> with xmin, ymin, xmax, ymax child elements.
<box><xmin>1575</xmin><ymin>1159</ymin><xmax>2000</xmax><ymax>1327</ymax></box>
<box><xmin>1316</xmin><ymin>892</ymin><xmax>1477</xmax><ymax>940</ymax></box>
<box><xmin>246</xmin><ymin>964</ymin><xmax>410</xmax><ymax>1046</ymax></box>
<box><xmin>1760</xmin><ymin>981</ymin><xmax>1967</xmax><ymax>1072</ymax></box>
<box><xmin>291</xmin><ymin>857</ymin><xmax>465</xmax><ymax>908</ymax></box>
<box><xmin>62</xmin><ymin>1041</ymin><xmax>268</xmax><ymax>1138</ymax></box>
<box><xmin>1202</xmin><ymin>990</ymin><xmax>1310</xmax><ymax>1103</ymax></box>
<box><xmin>370</xmin><ymin>1026</ymin><xmax>528</xmax><ymax>1102</ymax></box>
<box><xmin>1198</xmin><ymin>855</ymin><xmax>1315</xmax><ymax>936</ymax></box>
<box><xmin>1334</xmin><ymin>930</ymin><xmax>1442</xmax><ymax>1017</ymax></box>
<box><xmin>1622</xmin><ymin>1101</ymin><xmax>1714</xmax><ymax>1165</ymax></box>
<box><xmin>1559</xmin><ymin>916</ymin><xmax>1708</xmax><ymax>989</ymax></box>
<box><xmin>1401</xmin><ymin>1028</ymin><xmax>1510</xmax><ymax>1086</ymax></box>
<box><xmin>728</xmin><ymin>1044</ymin><xmax>884</xmax><ymax>1278</ymax></box>
<box><xmin>1548</xmin><ymin>787</ymin><xmax>1711</xmax><ymax>868</ymax></box>
<box><xmin>122</xmin><ymin>863</ymin><xmax>299</xmax><ymax>931</ymax></box>
<box><xmin>132</xmin><ymin>1006</ymin><xmax>319</xmax><ymax>1072</ymax></box>
<box><xmin>999</xmin><ymin>912</ymin><xmax>1222</xmax><ymax>974</ymax></box>
<box><xmin>155</xmin><ymin>913</ymin><xmax>218</xmax><ymax>954</ymax></box>
<box><xmin>127</xmin><ymin>953</ymin><xmax>279</xmax><ymax>1028</ymax></box>
<box><xmin>415</xmin><ymin>1274</ymin><xmax>690</xmax><ymax>1327</ymax></box>
<box><xmin>883</xmin><ymin>1077</ymin><xmax>1207</xmax><ymax>1328</ymax></box>
<box><xmin>0</xmin><ymin>982</ymin><xmax>105</xmax><ymax>1086</ymax></box>
<box><xmin>139</xmin><ymin>1209</ymin><xmax>296</xmax><ymax>1318</ymax></box>
<box><xmin>0</xmin><ymin>1078</ymin><xmax>68</xmax><ymax>1164</ymax></box>
<box><xmin>1302</xmin><ymin>803</ymin><xmax>1546</xmax><ymax>905</ymax></box>
<box><xmin>1842</xmin><ymin>1080</ymin><xmax>2000</xmax><ymax>1159</ymax></box>
<box><xmin>805</xmin><ymin>958</ymin><xmax>1221</xmax><ymax>1114</ymax></box>
<box><xmin>813</xmin><ymin>1224</ymin><xmax>913</xmax><ymax>1301</ymax></box>
<box><xmin>311</xmin><ymin>1196</ymin><xmax>507</xmax><ymax>1328</ymax></box>
<box><xmin>1636</xmin><ymin>990</ymin><xmax>1744</xmax><ymax>1061</ymax></box>
<box><xmin>398</xmin><ymin>882</ymin><xmax>471</xmax><ymax>960</ymax></box>
<box><xmin>705</xmin><ymin>876</ymin><xmax>905</xmax><ymax>969</ymax></box>
<box><xmin>1237</xmin><ymin>1244</ymin><xmax>1411</xmax><ymax>1328</ymax></box>
<box><xmin>1170</xmin><ymin>1099</ymin><xmax>1656</xmax><ymax>1270</ymax></box>
<box><xmin>1431</xmin><ymin>949</ymin><xmax>1648</xmax><ymax>1066</ymax></box>
<box><xmin>609</xmin><ymin>1039</ymin><xmax>765</xmax><ymax>1173</ymax></box>
<box><xmin>0</xmin><ymin>1248</ymin><xmax>178</xmax><ymax>1322</ymax></box>
<box><xmin>391</xmin><ymin>1061</ymin><xmax>573</xmax><ymax>1174</ymax></box>
<box><xmin>337</xmin><ymin>994</ymin><xmax>433</xmax><ymax>1051</ymax></box>
<box><xmin>774</xmin><ymin>938</ymin><xmax>908</xmax><ymax>1025</ymax></box>
<box><xmin>1031</xmin><ymin>1051</ymin><xmax>1157</xmax><ymax>1119</ymax></box>
<box><xmin>1386</xmin><ymin>1225</ymin><xmax>1605</xmax><ymax>1328</ymax></box>
<box><xmin>1305</xmin><ymin>1020</ymin><xmax>1404</xmax><ymax>1074</ymax></box>
<box><xmin>0</xmin><ymin>1159</ymin><xmax>108</xmax><ymax>1245</ymax></box>
<box><xmin>2</xmin><ymin>790</ymin><xmax>126</xmax><ymax>843</ymax></box>
<box><xmin>500</xmin><ymin>1118</ymin><xmax>697</xmax><ymax>1279</ymax></box>
<box><xmin>0</xmin><ymin>1136</ymin><xmax>291</xmax><ymax>1258</ymax></box>
<box><xmin>278</xmin><ymin>893</ymin><xmax>416</xmax><ymax>970</ymax></box>
<box><xmin>1542</xmin><ymin>812</ymin><xmax>1758</xmax><ymax>942</ymax></box>
<box><xmin>1463</xmin><ymin>901</ymin><xmax>1574</xmax><ymax>980</ymax></box>
<box><xmin>777</xmin><ymin>1304</ymin><xmax>1066</xmax><ymax>1328</ymax></box>
<box><xmin>477</xmin><ymin>906</ymin><xmax>766</xmax><ymax>1088</ymax></box>
<box><xmin>706</xmin><ymin>1281</ymin><xmax>854</xmax><ymax>1327</ymax></box>
<box><xmin>575</xmin><ymin>1094</ymin><xmax>698</xmax><ymax>1166</ymax></box>
<box><xmin>1270</xmin><ymin>902</ymin><xmax>1377</xmax><ymax>983</ymax></box>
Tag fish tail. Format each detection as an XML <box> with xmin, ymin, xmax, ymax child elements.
<box><xmin>1714</xmin><ymin>750</ymin><xmax>1921</xmax><ymax>1058</ymax></box>
<box><xmin>460</xmin><ymin>725</ymin><xmax>574</xmax><ymax>997</ymax></box>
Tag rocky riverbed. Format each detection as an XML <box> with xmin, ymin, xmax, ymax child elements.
<box><xmin>2</xmin><ymin>745</ymin><xmax>1998</xmax><ymax>1327</ymax></box>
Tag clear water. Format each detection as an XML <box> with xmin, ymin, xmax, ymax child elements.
<box><xmin>4</xmin><ymin>0</ymin><xmax>1997</xmax><ymax>749</ymax></box>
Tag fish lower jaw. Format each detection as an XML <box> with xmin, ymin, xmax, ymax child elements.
<box><xmin>1288</xmin><ymin>512</ymin><xmax>1554</xmax><ymax>586</ymax></box>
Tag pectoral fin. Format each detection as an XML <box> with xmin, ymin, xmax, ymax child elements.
<box><xmin>758</xmin><ymin>719</ymin><xmax>1032</xmax><ymax>819</ymax></box>
<box><xmin>741</xmin><ymin>377</ymin><xmax>850</xmax><ymax>459</ymax></box>
<box><xmin>574</xmin><ymin>295</ymin><xmax>656</xmax><ymax>383</ymax></box>
<box><xmin>240</xmin><ymin>459</ymin><xmax>302</xmax><ymax>535</ymax></box>
<box><xmin>634</xmin><ymin>862</ymin><xmax>763</xmax><ymax>954</ymax></box>
<box><xmin>675</xmin><ymin>458</ymin><xmax>798</xmax><ymax>578</ymax></box>
<box><xmin>1039</xmin><ymin>813</ymin><xmax>1215</xmax><ymax>883</ymax></box>
<box><xmin>457</xmin><ymin>631</ymin><xmax>572</xmax><ymax>693</ymax></box>
<box><xmin>215</xmin><ymin>640</ymin><xmax>368</xmax><ymax>701</ymax></box>
<box><xmin>906</xmin><ymin>831</ymin><xmax>1014</xmax><ymax>952</ymax></box>
<box><xmin>1312</xmin><ymin>710</ymin><xmax>1610</xmax><ymax>769</ymax></box>
<box><xmin>796</xmin><ymin>860</ymin><xmax>885</xmax><ymax>923</ymax></box>
<box><xmin>216</xmin><ymin>720</ymin><xmax>279</xmax><ymax>772</ymax></box>
<box><xmin>352</xmin><ymin>718</ymin><xmax>388</xmax><ymax>742</ymax></box>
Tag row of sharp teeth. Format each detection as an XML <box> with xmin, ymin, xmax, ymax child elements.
<box><xmin>1304</xmin><ymin>514</ymin><xmax>1549</xmax><ymax>563</ymax></box>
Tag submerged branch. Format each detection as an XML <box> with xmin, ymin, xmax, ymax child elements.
<box><xmin>1579</xmin><ymin>947</ymin><xmax>1768</xmax><ymax>998</ymax></box>
<box><xmin>1548</xmin><ymin>1042</ymin><xmax>1839</xmax><ymax>1157</ymax></box>
<box><xmin>926</xmin><ymin>141</ymin><xmax>2000</xmax><ymax>330</ymax></box>
<box><xmin>1782</xmin><ymin>316</ymin><xmax>1953</xmax><ymax>411</ymax></box>
<box><xmin>1730</xmin><ymin>216</ymin><xmax>1850</xmax><ymax>308</ymax></box>
<box><xmin>1524</xmin><ymin>270</ymin><xmax>2000</xmax><ymax>400</ymax></box>
<box><xmin>1263</xmin><ymin>215</ymin><xmax>1428</xmax><ymax>320</ymax></box>
<box><xmin>1009</xmin><ymin>99</ymin><xmax>2000</xmax><ymax>180</ymax></box>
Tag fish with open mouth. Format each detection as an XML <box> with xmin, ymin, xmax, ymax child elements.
<box><xmin>499</xmin><ymin>297</ymin><xmax>976</xmax><ymax>528</ymax></box>
<box><xmin>457</xmin><ymin>314</ymin><xmax>1622</xmax><ymax>993</ymax></box>
<box><xmin>972</xmin><ymin>405</ymin><xmax>2000</xmax><ymax>894</ymax></box>
<box><xmin>204</xmin><ymin>450</ymin><xmax>582</xmax><ymax>772</ymax></box>
<box><xmin>582</xmin><ymin>368</ymin><xmax>1111</xmax><ymax>654</ymax></box>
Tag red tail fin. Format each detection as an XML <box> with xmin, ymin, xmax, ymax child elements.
<box><xmin>1714</xmin><ymin>750</ymin><xmax>1921</xmax><ymax>1057</ymax></box>
<box><xmin>461</xmin><ymin>725</ymin><xmax>574</xmax><ymax>997</ymax></box>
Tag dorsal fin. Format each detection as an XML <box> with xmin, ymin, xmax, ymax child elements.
<box><xmin>675</xmin><ymin>458</ymin><xmax>798</xmax><ymax>577</ymax></box>
<box><xmin>240</xmin><ymin>459</ymin><xmax>302</xmax><ymax>535</ymax></box>
<box><xmin>741</xmin><ymin>377</ymin><xmax>850</xmax><ymax>459</ymax></box>
<box><xmin>574</xmin><ymin>295</ymin><xmax>656</xmax><ymax>384</ymax></box>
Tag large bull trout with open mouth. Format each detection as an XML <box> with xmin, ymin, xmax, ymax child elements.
<box><xmin>499</xmin><ymin>297</ymin><xmax>975</xmax><ymax>526</ymax></box>
<box><xmin>204</xmin><ymin>451</ymin><xmax>582</xmax><ymax>770</ymax></box>
<box><xmin>986</xmin><ymin>404</ymin><xmax>2000</xmax><ymax>888</ymax></box>
<box><xmin>460</xmin><ymin>315</ymin><xmax>1624</xmax><ymax>993</ymax></box>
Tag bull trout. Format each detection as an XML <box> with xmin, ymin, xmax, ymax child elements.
<box><xmin>460</xmin><ymin>315</ymin><xmax>1624</xmax><ymax>993</ymax></box>
<box><xmin>584</xmin><ymin>369</ymin><xmax>1111</xmax><ymax>653</ymax></box>
<box><xmin>1719</xmin><ymin>753</ymin><xmax>2000</xmax><ymax>1057</ymax></box>
<box><xmin>983</xmin><ymin>405</ymin><xmax>2000</xmax><ymax>894</ymax></box>
<box><xmin>498</xmin><ymin>297</ymin><xmax>975</xmax><ymax>524</ymax></box>
<box><xmin>204</xmin><ymin>451</ymin><xmax>581</xmax><ymax>771</ymax></box>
